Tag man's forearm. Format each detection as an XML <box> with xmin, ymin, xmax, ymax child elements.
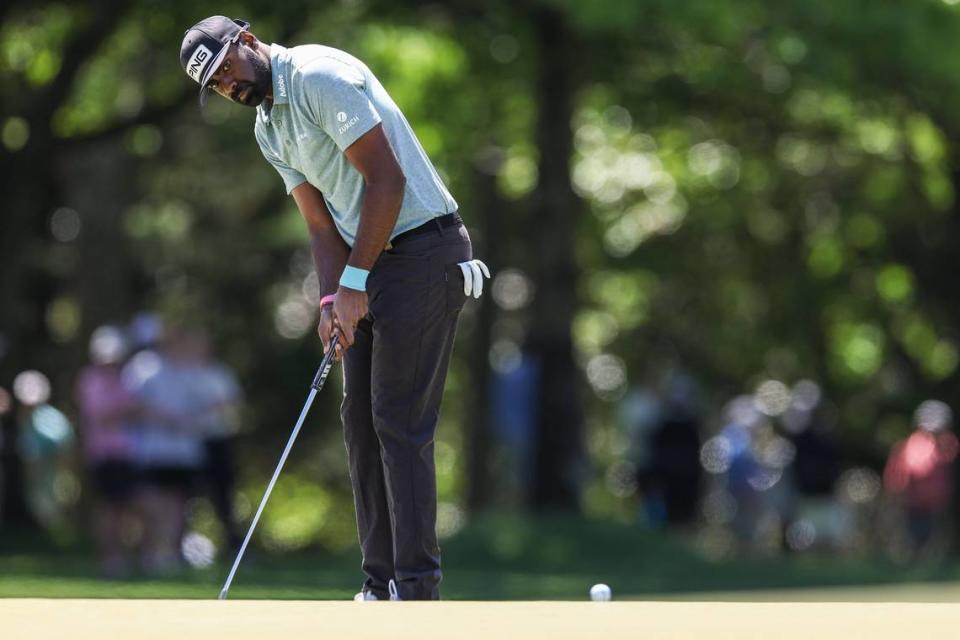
<box><xmin>310</xmin><ymin>226</ymin><xmax>350</xmax><ymax>296</ymax></box>
<box><xmin>346</xmin><ymin>177</ymin><xmax>405</xmax><ymax>271</ymax></box>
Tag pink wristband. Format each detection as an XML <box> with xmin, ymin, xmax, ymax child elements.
<box><xmin>320</xmin><ymin>294</ymin><xmax>336</xmax><ymax>308</ymax></box>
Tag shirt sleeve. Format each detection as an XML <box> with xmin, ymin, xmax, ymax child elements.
<box><xmin>299</xmin><ymin>57</ymin><xmax>382</xmax><ymax>151</ymax></box>
<box><xmin>255</xmin><ymin>125</ymin><xmax>307</xmax><ymax>194</ymax></box>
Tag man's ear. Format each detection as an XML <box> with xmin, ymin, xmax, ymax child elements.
<box><xmin>239</xmin><ymin>30</ymin><xmax>257</xmax><ymax>47</ymax></box>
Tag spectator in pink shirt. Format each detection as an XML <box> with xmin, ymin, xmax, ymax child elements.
<box><xmin>884</xmin><ymin>400</ymin><xmax>958</xmax><ymax>561</ymax></box>
<box><xmin>75</xmin><ymin>325</ymin><xmax>141</xmax><ymax>578</ymax></box>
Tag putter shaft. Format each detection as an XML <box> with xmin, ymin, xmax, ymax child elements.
<box><xmin>219</xmin><ymin>337</ymin><xmax>339</xmax><ymax>600</ymax></box>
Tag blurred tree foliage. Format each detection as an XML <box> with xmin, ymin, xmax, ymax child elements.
<box><xmin>4</xmin><ymin>0</ymin><xmax>960</xmax><ymax>545</ymax></box>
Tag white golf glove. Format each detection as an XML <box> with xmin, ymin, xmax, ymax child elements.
<box><xmin>457</xmin><ymin>259</ymin><xmax>491</xmax><ymax>298</ymax></box>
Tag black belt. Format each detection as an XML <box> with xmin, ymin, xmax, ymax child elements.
<box><xmin>387</xmin><ymin>212</ymin><xmax>462</xmax><ymax>249</ymax></box>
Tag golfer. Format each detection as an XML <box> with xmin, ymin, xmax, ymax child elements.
<box><xmin>180</xmin><ymin>16</ymin><xmax>488</xmax><ymax>601</ymax></box>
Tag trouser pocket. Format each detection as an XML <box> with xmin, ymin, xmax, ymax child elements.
<box><xmin>444</xmin><ymin>263</ymin><xmax>469</xmax><ymax>314</ymax></box>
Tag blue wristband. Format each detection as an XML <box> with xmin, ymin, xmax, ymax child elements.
<box><xmin>339</xmin><ymin>265</ymin><xmax>370</xmax><ymax>291</ymax></box>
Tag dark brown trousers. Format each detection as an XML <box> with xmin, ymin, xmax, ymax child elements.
<box><xmin>341</xmin><ymin>222</ymin><xmax>471</xmax><ymax>600</ymax></box>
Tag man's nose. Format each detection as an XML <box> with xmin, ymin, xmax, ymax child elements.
<box><xmin>219</xmin><ymin>75</ymin><xmax>237</xmax><ymax>96</ymax></box>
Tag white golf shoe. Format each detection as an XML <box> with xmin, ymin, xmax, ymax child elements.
<box><xmin>354</xmin><ymin>580</ymin><xmax>401</xmax><ymax>601</ymax></box>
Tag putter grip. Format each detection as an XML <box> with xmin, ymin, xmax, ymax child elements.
<box><xmin>311</xmin><ymin>335</ymin><xmax>340</xmax><ymax>390</ymax></box>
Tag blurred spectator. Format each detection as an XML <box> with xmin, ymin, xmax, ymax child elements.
<box><xmin>14</xmin><ymin>370</ymin><xmax>76</xmax><ymax>531</ymax></box>
<box><xmin>185</xmin><ymin>329</ymin><xmax>243</xmax><ymax>552</ymax></box>
<box><xmin>619</xmin><ymin>387</ymin><xmax>662</xmax><ymax>467</ymax></box>
<box><xmin>489</xmin><ymin>353</ymin><xmax>540</xmax><ymax>506</ymax></box>
<box><xmin>129</xmin><ymin>312</ymin><xmax>164</xmax><ymax>353</ymax></box>
<box><xmin>0</xmin><ymin>386</ymin><xmax>11</xmax><ymax>522</ymax></box>
<box><xmin>784</xmin><ymin>382</ymin><xmax>840</xmax><ymax>498</ymax></box>
<box><xmin>701</xmin><ymin>392</ymin><xmax>796</xmax><ymax>553</ymax></box>
<box><xmin>790</xmin><ymin>415</ymin><xmax>840</xmax><ymax>497</ymax></box>
<box><xmin>717</xmin><ymin>396</ymin><xmax>767</xmax><ymax>547</ymax></box>
<box><xmin>883</xmin><ymin>400</ymin><xmax>958</xmax><ymax>561</ymax></box>
<box><xmin>635</xmin><ymin>373</ymin><xmax>702</xmax><ymax>528</ymax></box>
<box><xmin>782</xmin><ymin>383</ymin><xmax>851</xmax><ymax>552</ymax></box>
<box><xmin>75</xmin><ymin>325</ymin><xmax>141</xmax><ymax>578</ymax></box>
<box><xmin>124</xmin><ymin>326</ymin><xmax>205</xmax><ymax>575</ymax></box>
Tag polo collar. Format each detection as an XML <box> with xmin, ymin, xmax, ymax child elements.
<box><xmin>258</xmin><ymin>43</ymin><xmax>289</xmax><ymax>124</ymax></box>
<box><xmin>269</xmin><ymin>43</ymin><xmax>290</xmax><ymax>105</ymax></box>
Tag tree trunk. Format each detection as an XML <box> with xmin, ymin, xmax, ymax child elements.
<box><xmin>0</xmin><ymin>145</ymin><xmax>59</xmax><ymax>530</ymax></box>
<box><xmin>525</xmin><ymin>8</ymin><xmax>584</xmax><ymax>511</ymax></box>
<box><xmin>464</xmin><ymin>150</ymin><xmax>505</xmax><ymax>511</ymax></box>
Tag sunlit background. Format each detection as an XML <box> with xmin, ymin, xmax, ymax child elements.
<box><xmin>4</xmin><ymin>0</ymin><xmax>960</xmax><ymax>600</ymax></box>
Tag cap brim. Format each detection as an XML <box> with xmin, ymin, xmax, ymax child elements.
<box><xmin>197</xmin><ymin>43</ymin><xmax>232</xmax><ymax>106</ymax></box>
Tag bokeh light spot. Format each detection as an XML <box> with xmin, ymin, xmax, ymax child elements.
<box><xmin>13</xmin><ymin>370</ymin><xmax>51</xmax><ymax>406</ymax></box>
<box><xmin>839</xmin><ymin>467</ymin><xmax>881</xmax><ymax>504</ymax></box>
<box><xmin>492</xmin><ymin>269</ymin><xmax>533</xmax><ymax>311</ymax></box>
<box><xmin>754</xmin><ymin>380</ymin><xmax>792</xmax><ymax>416</ymax></box>
<box><xmin>786</xmin><ymin>520</ymin><xmax>817</xmax><ymax>551</ymax></box>
<box><xmin>2</xmin><ymin>117</ymin><xmax>29</xmax><ymax>151</ymax></box>
<box><xmin>275</xmin><ymin>298</ymin><xmax>313</xmax><ymax>339</ymax></box>
<box><xmin>50</xmin><ymin>207</ymin><xmax>81</xmax><ymax>242</ymax></box>
<box><xmin>585</xmin><ymin>354</ymin><xmax>627</xmax><ymax>401</ymax></box>
<box><xmin>181</xmin><ymin>532</ymin><xmax>217</xmax><ymax>569</ymax></box>
<box><xmin>700</xmin><ymin>436</ymin><xmax>733</xmax><ymax>474</ymax></box>
<box><xmin>489</xmin><ymin>339</ymin><xmax>522</xmax><ymax>374</ymax></box>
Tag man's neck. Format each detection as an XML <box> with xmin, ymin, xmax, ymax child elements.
<box><xmin>262</xmin><ymin>43</ymin><xmax>274</xmax><ymax>107</ymax></box>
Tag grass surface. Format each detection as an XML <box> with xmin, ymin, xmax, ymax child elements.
<box><xmin>2</xmin><ymin>513</ymin><xmax>959</xmax><ymax>600</ymax></box>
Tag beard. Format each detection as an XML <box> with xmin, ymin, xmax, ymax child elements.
<box><xmin>232</xmin><ymin>49</ymin><xmax>272</xmax><ymax>107</ymax></box>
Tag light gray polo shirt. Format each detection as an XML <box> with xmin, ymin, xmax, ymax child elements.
<box><xmin>254</xmin><ymin>44</ymin><xmax>457</xmax><ymax>247</ymax></box>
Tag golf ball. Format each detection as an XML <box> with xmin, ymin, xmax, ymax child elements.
<box><xmin>589</xmin><ymin>583</ymin><xmax>611</xmax><ymax>601</ymax></box>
